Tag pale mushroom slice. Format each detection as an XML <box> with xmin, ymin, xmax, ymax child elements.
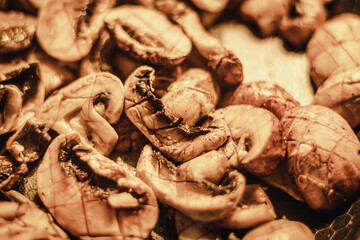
<box><xmin>105</xmin><ymin>5</ymin><xmax>192</xmax><ymax>67</ymax></box>
<box><xmin>0</xmin><ymin>11</ymin><xmax>37</xmax><ymax>53</ymax></box>
<box><xmin>242</xmin><ymin>219</ymin><xmax>314</xmax><ymax>240</ymax></box>
<box><xmin>227</xmin><ymin>81</ymin><xmax>299</xmax><ymax>119</ymax></box>
<box><xmin>279</xmin><ymin>0</ymin><xmax>327</xmax><ymax>49</ymax></box>
<box><xmin>37</xmin><ymin>133</ymin><xmax>159</xmax><ymax>239</ymax></box>
<box><xmin>281</xmin><ymin>105</ymin><xmax>360</xmax><ymax>211</ymax></box>
<box><xmin>151</xmin><ymin>0</ymin><xmax>243</xmax><ymax>87</ymax></box>
<box><xmin>137</xmin><ymin>144</ymin><xmax>246</xmax><ymax>222</ymax></box>
<box><xmin>314</xmin><ymin>66</ymin><xmax>360</xmax><ymax>128</ymax></box>
<box><xmin>41</xmin><ymin>72</ymin><xmax>124</xmax><ymax>156</ymax></box>
<box><xmin>36</xmin><ymin>0</ymin><xmax>115</xmax><ymax>62</ymax></box>
<box><xmin>0</xmin><ymin>190</ymin><xmax>69</xmax><ymax>240</ymax></box>
<box><xmin>306</xmin><ymin>13</ymin><xmax>360</xmax><ymax>88</ymax></box>
<box><xmin>124</xmin><ymin>65</ymin><xmax>231</xmax><ymax>162</ymax></box>
<box><xmin>215</xmin><ymin>184</ymin><xmax>276</xmax><ymax>229</ymax></box>
<box><xmin>161</xmin><ymin>68</ymin><xmax>219</xmax><ymax>126</ymax></box>
<box><xmin>212</xmin><ymin>105</ymin><xmax>285</xmax><ymax>176</ymax></box>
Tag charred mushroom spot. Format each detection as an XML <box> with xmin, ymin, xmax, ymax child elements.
<box><xmin>289</xmin><ymin>0</ymin><xmax>301</xmax><ymax>18</ymax></box>
<box><xmin>93</xmin><ymin>92</ymin><xmax>110</xmax><ymax>110</ymax></box>
<box><xmin>122</xmin><ymin>24</ymin><xmax>166</xmax><ymax>48</ymax></box>
<box><xmin>202</xmin><ymin>173</ymin><xmax>238</xmax><ymax>196</ymax></box>
<box><xmin>244</xmin><ymin>137</ymin><xmax>252</xmax><ymax>152</ymax></box>
<box><xmin>76</xmin><ymin>0</ymin><xmax>96</xmax><ymax>38</ymax></box>
<box><xmin>1</xmin><ymin>63</ymin><xmax>40</xmax><ymax>101</ymax></box>
<box><xmin>59</xmin><ymin>139</ymin><xmax>121</xmax><ymax>200</ymax></box>
<box><xmin>154</xmin><ymin>150</ymin><xmax>179</xmax><ymax>173</ymax></box>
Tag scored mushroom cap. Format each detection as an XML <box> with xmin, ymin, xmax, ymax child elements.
<box><xmin>212</xmin><ymin>105</ymin><xmax>285</xmax><ymax>176</ymax></box>
<box><xmin>314</xmin><ymin>66</ymin><xmax>360</xmax><ymax>128</ymax></box>
<box><xmin>281</xmin><ymin>105</ymin><xmax>360</xmax><ymax>211</ymax></box>
<box><xmin>306</xmin><ymin>13</ymin><xmax>360</xmax><ymax>88</ymax></box>
<box><xmin>136</xmin><ymin>144</ymin><xmax>246</xmax><ymax>222</ymax></box>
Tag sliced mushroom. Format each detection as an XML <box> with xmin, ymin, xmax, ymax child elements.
<box><xmin>0</xmin><ymin>156</ymin><xmax>27</xmax><ymax>190</ymax></box>
<box><xmin>41</xmin><ymin>72</ymin><xmax>124</xmax><ymax>155</ymax></box>
<box><xmin>151</xmin><ymin>0</ymin><xmax>243</xmax><ymax>87</ymax></box>
<box><xmin>212</xmin><ymin>105</ymin><xmax>285</xmax><ymax>176</ymax></box>
<box><xmin>239</xmin><ymin>0</ymin><xmax>289</xmax><ymax>37</ymax></box>
<box><xmin>0</xmin><ymin>191</ymin><xmax>70</xmax><ymax>240</ymax></box>
<box><xmin>36</xmin><ymin>0</ymin><xmax>116</xmax><ymax>62</ymax></box>
<box><xmin>306</xmin><ymin>13</ymin><xmax>360</xmax><ymax>88</ymax></box>
<box><xmin>216</xmin><ymin>184</ymin><xmax>276</xmax><ymax>229</ymax></box>
<box><xmin>137</xmin><ymin>144</ymin><xmax>246</xmax><ymax>222</ymax></box>
<box><xmin>124</xmin><ymin>66</ymin><xmax>230</xmax><ymax>162</ymax></box>
<box><xmin>314</xmin><ymin>66</ymin><xmax>360</xmax><ymax>128</ymax></box>
<box><xmin>281</xmin><ymin>105</ymin><xmax>360</xmax><ymax>211</ymax></box>
<box><xmin>6</xmin><ymin>118</ymin><xmax>51</xmax><ymax>164</ymax></box>
<box><xmin>37</xmin><ymin>133</ymin><xmax>159</xmax><ymax>239</ymax></box>
<box><xmin>105</xmin><ymin>5</ymin><xmax>192</xmax><ymax>67</ymax></box>
<box><xmin>0</xmin><ymin>11</ymin><xmax>37</xmax><ymax>53</ymax></box>
<box><xmin>227</xmin><ymin>81</ymin><xmax>300</xmax><ymax>119</ymax></box>
<box><xmin>242</xmin><ymin>219</ymin><xmax>314</xmax><ymax>240</ymax></box>
<box><xmin>161</xmin><ymin>68</ymin><xmax>219</xmax><ymax>126</ymax></box>
<box><xmin>279</xmin><ymin>0</ymin><xmax>327</xmax><ymax>49</ymax></box>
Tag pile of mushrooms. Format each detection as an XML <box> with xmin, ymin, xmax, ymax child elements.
<box><xmin>0</xmin><ymin>0</ymin><xmax>360</xmax><ymax>239</ymax></box>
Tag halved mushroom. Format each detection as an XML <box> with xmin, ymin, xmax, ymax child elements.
<box><xmin>0</xmin><ymin>11</ymin><xmax>37</xmax><ymax>53</ymax></box>
<box><xmin>36</xmin><ymin>0</ymin><xmax>116</xmax><ymax>62</ymax></box>
<box><xmin>137</xmin><ymin>144</ymin><xmax>246</xmax><ymax>222</ymax></box>
<box><xmin>124</xmin><ymin>66</ymin><xmax>230</xmax><ymax>162</ymax></box>
<box><xmin>306</xmin><ymin>13</ymin><xmax>360</xmax><ymax>88</ymax></box>
<box><xmin>216</xmin><ymin>184</ymin><xmax>276</xmax><ymax>229</ymax></box>
<box><xmin>41</xmin><ymin>72</ymin><xmax>124</xmax><ymax>155</ymax></box>
<box><xmin>0</xmin><ymin>190</ymin><xmax>69</xmax><ymax>240</ymax></box>
<box><xmin>212</xmin><ymin>105</ymin><xmax>285</xmax><ymax>176</ymax></box>
<box><xmin>152</xmin><ymin>0</ymin><xmax>243</xmax><ymax>87</ymax></box>
<box><xmin>161</xmin><ymin>68</ymin><xmax>219</xmax><ymax>126</ymax></box>
<box><xmin>105</xmin><ymin>5</ymin><xmax>192</xmax><ymax>67</ymax></box>
<box><xmin>227</xmin><ymin>81</ymin><xmax>299</xmax><ymax>119</ymax></box>
<box><xmin>37</xmin><ymin>133</ymin><xmax>159</xmax><ymax>239</ymax></box>
<box><xmin>314</xmin><ymin>66</ymin><xmax>360</xmax><ymax>128</ymax></box>
<box><xmin>279</xmin><ymin>0</ymin><xmax>327</xmax><ymax>49</ymax></box>
<box><xmin>281</xmin><ymin>105</ymin><xmax>360</xmax><ymax>211</ymax></box>
<box><xmin>242</xmin><ymin>219</ymin><xmax>314</xmax><ymax>240</ymax></box>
